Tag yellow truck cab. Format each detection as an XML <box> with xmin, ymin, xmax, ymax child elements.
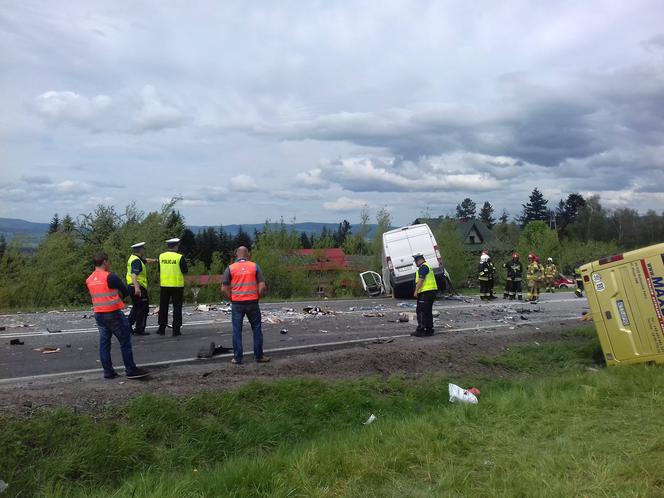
<box><xmin>581</xmin><ymin>242</ymin><xmax>664</xmax><ymax>366</ymax></box>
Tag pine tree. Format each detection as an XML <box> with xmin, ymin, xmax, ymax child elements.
<box><xmin>234</xmin><ymin>226</ymin><xmax>253</xmax><ymax>249</ymax></box>
<box><xmin>48</xmin><ymin>213</ymin><xmax>60</xmax><ymax>234</ymax></box>
<box><xmin>498</xmin><ymin>209</ymin><xmax>509</xmax><ymax>224</ymax></box>
<box><xmin>455</xmin><ymin>198</ymin><xmax>477</xmax><ymax>219</ymax></box>
<box><xmin>299</xmin><ymin>231</ymin><xmax>312</xmax><ymax>249</ymax></box>
<box><xmin>519</xmin><ymin>188</ymin><xmax>549</xmax><ymax>225</ymax></box>
<box><xmin>562</xmin><ymin>193</ymin><xmax>586</xmax><ymax>226</ymax></box>
<box><xmin>334</xmin><ymin>220</ymin><xmax>352</xmax><ymax>247</ymax></box>
<box><xmin>479</xmin><ymin>202</ymin><xmax>496</xmax><ymax>228</ymax></box>
<box><xmin>61</xmin><ymin>214</ymin><xmax>75</xmax><ymax>233</ymax></box>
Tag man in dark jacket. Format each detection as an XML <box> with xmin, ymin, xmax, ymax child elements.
<box><xmin>503</xmin><ymin>252</ymin><xmax>523</xmax><ymax>300</ymax></box>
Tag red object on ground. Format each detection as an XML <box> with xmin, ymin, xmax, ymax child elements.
<box><xmin>467</xmin><ymin>387</ymin><xmax>481</xmax><ymax>396</ymax></box>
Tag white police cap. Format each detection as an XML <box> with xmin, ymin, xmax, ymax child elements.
<box><xmin>131</xmin><ymin>242</ymin><xmax>146</xmax><ymax>249</ymax></box>
<box><xmin>166</xmin><ymin>238</ymin><xmax>180</xmax><ymax>244</ymax></box>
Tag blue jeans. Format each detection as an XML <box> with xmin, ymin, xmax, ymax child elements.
<box><xmin>94</xmin><ymin>310</ymin><xmax>138</xmax><ymax>376</ymax></box>
<box><xmin>231</xmin><ymin>301</ymin><xmax>264</xmax><ymax>362</ymax></box>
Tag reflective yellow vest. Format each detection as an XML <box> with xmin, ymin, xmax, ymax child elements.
<box><xmin>126</xmin><ymin>254</ymin><xmax>148</xmax><ymax>288</ymax></box>
<box><xmin>415</xmin><ymin>262</ymin><xmax>438</xmax><ymax>293</ymax></box>
<box><xmin>159</xmin><ymin>251</ymin><xmax>184</xmax><ymax>287</ymax></box>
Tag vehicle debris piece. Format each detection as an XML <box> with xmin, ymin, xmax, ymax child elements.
<box><xmin>265</xmin><ymin>316</ymin><xmax>283</xmax><ymax>324</ymax></box>
<box><xmin>46</xmin><ymin>327</ymin><xmax>62</xmax><ymax>333</ymax></box>
<box><xmin>363</xmin><ymin>312</ymin><xmax>385</xmax><ymax>318</ymax></box>
<box><xmin>280</xmin><ymin>329</ymin><xmax>288</xmax><ymax>335</ymax></box>
<box><xmin>398</xmin><ymin>312</ymin><xmax>417</xmax><ymax>322</ymax></box>
<box><xmin>9</xmin><ymin>339</ymin><xmax>24</xmax><ymax>346</ymax></box>
<box><xmin>303</xmin><ymin>306</ymin><xmax>335</xmax><ymax>315</ymax></box>
<box><xmin>363</xmin><ymin>414</ymin><xmax>377</xmax><ymax>425</ymax></box>
<box><xmin>0</xmin><ymin>326</ymin><xmax>5</xmax><ymax>331</ymax></box>
<box><xmin>197</xmin><ymin>341</ymin><xmax>231</xmax><ymax>359</ymax></box>
<box><xmin>195</xmin><ymin>304</ymin><xmax>217</xmax><ymax>312</ymax></box>
<box><xmin>449</xmin><ymin>383</ymin><xmax>479</xmax><ymax>405</ymax></box>
<box><xmin>34</xmin><ymin>347</ymin><xmax>60</xmax><ymax>354</ymax></box>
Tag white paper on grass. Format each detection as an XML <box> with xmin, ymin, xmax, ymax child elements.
<box><xmin>363</xmin><ymin>414</ymin><xmax>377</xmax><ymax>425</ymax></box>
<box><xmin>448</xmin><ymin>383</ymin><xmax>478</xmax><ymax>405</ymax></box>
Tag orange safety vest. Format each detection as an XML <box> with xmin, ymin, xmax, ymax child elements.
<box><xmin>229</xmin><ymin>260</ymin><xmax>260</xmax><ymax>302</ymax></box>
<box><xmin>86</xmin><ymin>269</ymin><xmax>125</xmax><ymax>313</ymax></box>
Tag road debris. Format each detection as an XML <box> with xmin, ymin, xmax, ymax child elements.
<box><xmin>280</xmin><ymin>329</ymin><xmax>288</xmax><ymax>335</ymax></box>
<box><xmin>0</xmin><ymin>326</ymin><xmax>5</xmax><ymax>331</ymax></box>
<box><xmin>363</xmin><ymin>414</ymin><xmax>377</xmax><ymax>425</ymax></box>
<box><xmin>363</xmin><ymin>312</ymin><xmax>385</xmax><ymax>318</ymax></box>
<box><xmin>34</xmin><ymin>347</ymin><xmax>60</xmax><ymax>354</ymax></box>
<box><xmin>398</xmin><ymin>312</ymin><xmax>417</xmax><ymax>322</ymax></box>
<box><xmin>9</xmin><ymin>339</ymin><xmax>24</xmax><ymax>346</ymax></box>
<box><xmin>372</xmin><ymin>337</ymin><xmax>394</xmax><ymax>344</ymax></box>
<box><xmin>195</xmin><ymin>304</ymin><xmax>218</xmax><ymax>312</ymax></box>
<box><xmin>197</xmin><ymin>341</ymin><xmax>232</xmax><ymax>358</ymax></box>
<box><xmin>303</xmin><ymin>306</ymin><xmax>335</xmax><ymax>315</ymax></box>
<box><xmin>449</xmin><ymin>383</ymin><xmax>480</xmax><ymax>405</ymax></box>
<box><xmin>265</xmin><ymin>316</ymin><xmax>284</xmax><ymax>324</ymax></box>
<box><xmin>46</xmin><ymin>327</ymin><xmax>62</xmax><ymax>333</ymax></box>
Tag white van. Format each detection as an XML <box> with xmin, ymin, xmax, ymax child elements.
<box><xmin>382</xmin><ymin>224</ymin><xmax>451</xmax><ymax>298</ymax></box>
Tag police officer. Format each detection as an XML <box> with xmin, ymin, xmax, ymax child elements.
<box><xmin>478</xmin><ymin>253</ymin><xmax>492</xmax><ymax>300</ymax></box>
<box><xmin>544</xmin><ymin>257</ymin><xmax>558</xmax><ymax>293</ymax></box>
<box><xmin>503</xmin><ymin>252</ymin><xmax>523</xmax><ymax>300</ymax></box>
<box><xmin>157</xmin><ymin>238</ymin><xmax>188</xmax><ymax>336</ymax></box>
<box><xmin>126</xmin><ymin>242</ymin><xmax>157</xmax><ymax>336</ymax></box>
<box><xmin>412</xmin><ymin>253</ymin><xmax>438</xmax><ymax>337</ymax></box>
<box><xmin>526</xmin><ymin>253</ymin><xmax>544</xmax><ymax>302</ymax></box>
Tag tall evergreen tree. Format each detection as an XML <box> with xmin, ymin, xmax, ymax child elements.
<box><xmin>562</xmin><ymin>193</ymin><xmax>586</xmax><ymax>226</ymax></box>
<box><xmin>479</xmin><ymin>202</ymin><xmax>496</xmax><ymax>228</ymax></box>
<box><xmin>498</xmin><ymin>209</ymin><xmax>509</xmax><ymax>225</ymax></box>
<box><xmin>519</xmin><ymin>188</ymin><xmax>549</xmax><ymax>225</ymax></box>
<box><xmin>61</xmin><ymin>214</ymin><xmax>75</xmax><ymax>233</ymax></box>
<box><xmin>334</xmin><ymin>220</ymin><xmax>352</xmax><ymax>247</ymax></box>
<box><xmin>234</xmin><ymin>226</ymin><xmax>252</xmax><ymax>249</ymax></box>
<box><xmin>48</xmin><ymin>213</ymin><xmax>60</xmax><ymax>234</ymax></box>
<box><xmin>299</xmin><ymin>231</ymin><xmax>312</xmax><ymax>249</ymax></box>
<box><xmin>455</xmin><ymin>198</ymin><xmax>477</xmax><ymax>219</ymax></box>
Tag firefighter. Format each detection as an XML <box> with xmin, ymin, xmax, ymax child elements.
<box><xmin>478</xmin><ymin>253</ymin><xmax>492</xmax><ymax>301</ymax></box>
<box><xmin>574</xmin><ymin>265</ymin><xmax>584</xmax><ymax>297</ymax></box>
<box><xmin>487</xmin><ymin>254</ymin><xmax>498</xmax><ymax>299</ymax></box>
<box><xmin>526</xmin><ymin>253</ymin><xmax>544</xmax><ymax>302</ymax></box>
<box><xmin>544</xmin><ymin>257</ymin><xmax>558</xmax><ymax>293</ymax></box>
<box><xmin>503</xmin><ymin>252</ymin><xmax>523</xmax><ymax>300</ymax></box>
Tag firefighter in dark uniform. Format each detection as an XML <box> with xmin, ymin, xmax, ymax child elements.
<box><xmin>574</xmin><ymin>265</ymin><xmax>584</xmax><ymax>297</ymax></box>
<box><xmin>412</xmin><ymin>253</ymin><xmax>438</xmax><ymax>337</ymax></box>
<box><xmin>157</xmin><ymin>238</ymin><xmax>188</xmax><ymax>336</ymax></box>
<box><xmin>503</xmin><ymin>252</ymin><xmax>523</xmax><ymax>300</ymax></box>
<box><xmin>478</xmin><ymin>253</ymin><xmax>492</xmax><ymax>300</ymax></box>
<box><xmin>487</xmin><ymin>254</ymin><xmax>497</xmax><ymax>299</ymax></box>
<box><xmin>126</xmin><ymin>242</ymin><xmax>156</xmax><ymax>336</ymax></box>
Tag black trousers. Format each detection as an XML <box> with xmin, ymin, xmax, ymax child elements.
<box><xmin>416</xmin><ymin>290</ymin><xmax>437</xmax><ymax>332</ymax></box>
<box><xmin>128</xmin><ymin>285</ymin><xmax>149</xmax><ymax>334</ymax></box>
<box><xmin>158</xmin><ymin>286</ymin><xmax>184</xmax><ymax>333</ymax></box>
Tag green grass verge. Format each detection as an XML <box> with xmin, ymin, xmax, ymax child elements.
<box><xmin>3</xmin><ymin>327</ymin><xmax>664</xmax><ymax>497</ymax></box>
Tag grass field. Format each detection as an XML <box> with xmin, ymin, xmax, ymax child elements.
<box><xmin>3</xmin><ymin>328</ymin><xmax>664</xmax><ymax>497</ymax></box>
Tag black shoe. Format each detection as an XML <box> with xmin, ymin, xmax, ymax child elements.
<box><xmin>156</xmin><ymin>329</ymin><xmax>165</xmax><ymax>336</ymax></box>
<box><xmin>126</xmin><ymin>367</ymin><xmax>149</xmax><ymax>379</ymax></box>
<box><xmin>133</xmin><ymin>330</ymin><xmax>150</xmax><ymax>336</ymax></box>
<box><xmin>172</xmin><ymin>330</ymin><xmax>182</xmax><ymax>337</ymax></box>
<box><xmin>104</xmin><ymin>371</ymin><xmax>119</xmax><ymax>379</ymax></box>
<box><xmin>410</xmin><ymin>330</ymin><xmax>425</xmax><ymax>337</ymax></box>
<box><xmin>424</xmin><ymin>329</ymin><xmax>434</xmax><ymax>336</ymax></box>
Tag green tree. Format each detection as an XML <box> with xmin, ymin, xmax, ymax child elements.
<box><xmin>434</xmin><ymin>219</ymin><xmax>470</xmax><ymax>289</ymax></box>
<box><xmin>519</xmin><ymin>188</ymin><xmax>549</xmax><ymax>226</ymax></box>
<box><xmin>455</xmin><ymin>198</ymin><xmax>477</xmax><ymax>219</ymax></box>
<box><xmin>48</xmin><ymin>213</ymin><xmax>60</xmax><ymax>234</ymax></box>
<box><xmin>334</xmin><ymin>220</ymin><xmax>352</xmax><ymax>247</ymax></box>
<box><xmin>479</xmin><ymin>202</ymin><xmax>496</xmax><ymax>228</ymax></box>
<box><xmin>517</xmin><ymin>221</ymin><xmax>560</xmax><ymax>263</ymax></box>
<box><xmin>371</xmin><ymin>207</ymin><xmax>392</xmax><ymax>270</ymax></box>
<box><xmin>61</xmin><ymin>214</ymin><xmax>75</xmax><ymax>233</ymax></box>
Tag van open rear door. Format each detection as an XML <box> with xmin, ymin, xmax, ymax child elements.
<box><xmin>583</xmin><ymin>243</ymin><xmax>664</xmax><ymax>365</ymax></box>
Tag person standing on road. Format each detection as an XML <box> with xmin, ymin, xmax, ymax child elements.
<box><xmin>126</xmin><ymin>242</ymin><xmax>157</xmax><ymax>336</ymax></box>
<box><xmin>544</xmin><ymin>257</ymin><xmax>558</xmax><ymax>293</ymax></box>
<box><xmin>222</xmin><ymin>246</ymin><xmax>270</xmax><ymax>364</ymax></box>
<box><xmin>478</xmin><ymin>253</ymin><xmax>492</xmax><ymax>301</ymax></box>
<box><xmin>503</xmin><ymin>252</ymin><xmax>523</xmax><ymax>300</ymax></box>
<box><xmin>157</xmin><ymin>238</ymin><xmax>188</xmax><ymax>337</ymax></box>
<box><xmin>526</xmin><ymin>253</ymin><xmax>544</xmax><ymax>302</ymax></box>
<box><xmin>574</xmin><ymin>265</ymin><xmax>585</xmax><ymax>297</ymax></box>
<box><xmin>412</xmin><ymin>253</ymin><xmax>438</xmax><ymax>337</ymax></box>
<box><xmin>85</xmin><ymin>252</ymin><xmax>149</xmax><ymax>380</ymax></box>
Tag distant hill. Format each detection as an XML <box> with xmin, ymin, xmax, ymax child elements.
<box><xmin>0</xmin><ymin>218</ymin><xmax>382</xmax><ymax>244</ymax></box>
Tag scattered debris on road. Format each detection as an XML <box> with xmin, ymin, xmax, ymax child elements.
<box><xmin>303</xmin><ymin>306</ymin><xmax>335</xmax><ymax>315</ymax></box>
<box><xmin>197</xmin><ymin>341</ymin><xmax>231</xmax><ymax>359</ymax></box>
<box><xmin>34</xmin><ymin>347</ymin><xmax>60</xmax><ymax>354</ymax></box>
<box><xmin>363</xmin><ymin>312</ymin><xmax>385</xmax><ymax>318</ymax></box>
<box><xmin>280</xmin><ymin>329</ymin><xmax>288</xmax><ymax>335</ymax></box>
<box><xmin>46</xmin><ymin>327</ymin><xmax>62</xmax><ymax>333</ymax></box>
<box><xmin>265</xmin><ymin>316</ymin><xmax>284</xmax><ymax>324</ymax></box>
<box><xmin>398</xmin><ymin>312</ymin><xmax>417</xmax><ymax>322</ymax></box>
<box><xmin>9</xmin><ymin>339</ymin><xmax>24</xmax><ymax>346</ymax></box>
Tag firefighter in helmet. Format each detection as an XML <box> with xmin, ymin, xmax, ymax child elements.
<box><xmin>503</xmin><ymin>252</ymin><xmax>523</xmax><ymax>300</ymax></box>
<box><xmin>544</xmin><ymin>257</ymin><xmax>558</xmax><ymax>293</ymax></box>
<box><xmin>526</xmin><ymin>253</ymin><xmax>544</xmax><ymax>302</ymax></box>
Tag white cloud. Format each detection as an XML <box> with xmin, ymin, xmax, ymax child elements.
<box><xmin>34</xmin><ymin>91</ymin><xmax>111</xmax><ymax>126</ymax></box>
<box><xmin>131</xmin><ymin>85</ymin><xmax>185</xmax><ymax>132</ymax></box>
<box><xmin>323</xmin><ymin>196</ymin><xmax>368</xmax><ymax>212</ymax></box>
<box><xmin>229</xmin><ymin>174</ymin><xmax>259</xmax><ymax>192</ymax></box>
<box><xmin>294</xmin><ymin>168</ymin><xmax>328</xmax><ymax>189</ymax></box>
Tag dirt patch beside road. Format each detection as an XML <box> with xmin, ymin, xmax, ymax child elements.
<box><xmin>0</xmin><ymin>321</ymin><xmax>592</xmax><ymax>416</ymax></box>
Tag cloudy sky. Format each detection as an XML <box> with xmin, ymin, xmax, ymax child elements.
<box><xmin>1</xmin><ymin>1</ymin><xmax>664</xmax><ymax>226</ymax></box>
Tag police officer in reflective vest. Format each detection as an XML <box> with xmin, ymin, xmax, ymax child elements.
<box><xmin>412</xmin><ymin>253</ymin><xmax>438</xmax><ymax>337</ymax></box>
<box><xmin>86</xmin><ymin>252</ymin><xmax>148</xmax><ymax>380</ymax></box>
<box><xmin>157</xmin><ymin>238</ymin><xmax>188</xmax><ymax>336</ymax></box>
<box><xmin>126</xmin><ymin>242</ymin><xmax>157</xmax><ymax>336</ymax></box>
<box><xmin>221</xmin><ymin>246</ymin><xmax>270</xmax><ymax>364</ymax></box>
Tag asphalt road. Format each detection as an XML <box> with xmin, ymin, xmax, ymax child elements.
<box><xmin>0</xmin><ymin>293</ymin><xmax>588</xmax><ymax>381</ymax></box>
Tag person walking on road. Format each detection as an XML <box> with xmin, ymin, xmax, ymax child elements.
<box><xmin>85</xmin><ymin>252</ymin><xmax>149</xmax><ymax>380</ymax></box>
<box><xmin>157</xmin><ymin>238</ymin><xmax>188</xmax><ymax>337</ymax></box>
<box><xmin>412</xmin><ymin>253</ymin><xmax>438</xmax><ymax>337</ymax></box>
<box><xmin>126</xmin><ymin>242</ymin><xmax>156</xmax><ymax>336</ymax></box>
<box><xmin>221</xmin><ymin>246</ymin><xmax>270</xmax><ymax>364</ymax></box>
<box><xmin>503</xmin><ymin>252</ymin><xmax>523</xmax><ymax>300</ymax></box>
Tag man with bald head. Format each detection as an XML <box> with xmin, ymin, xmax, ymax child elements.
<box><xmin>221</xmin><ymin>246</ymin><xmax>270</xmax><ymax>364</ymax></box>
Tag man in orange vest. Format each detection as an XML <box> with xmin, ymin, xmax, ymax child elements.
<box><xmin>221</xmin><ymin>246</ymin><xmax>270</xmax><ymax>364</ymax></box>
<box><xmin>86</xmin><ymin>252</ymin><xmax>149</xmax><ymax>380</ymax></box>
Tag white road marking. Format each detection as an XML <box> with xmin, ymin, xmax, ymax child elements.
<box><xmin>0</xmin><ymin>316</ymin><xmax>581</xmax><ymax>384</ymax></box>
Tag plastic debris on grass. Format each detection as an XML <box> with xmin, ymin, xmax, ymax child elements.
<box><xmin>449</xmin><ymin>383</ymin><xmax>480</xmax><ymax>405</ymax></box>
<box><xmin>363</xmin><ymin>414</ymin><xmax>377</xmax><ymax>425</ymax></box>
<box><xmin>0</xmin><ymin>479</ymin><xmax>7</xmax><ymax>493</ymax></box>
